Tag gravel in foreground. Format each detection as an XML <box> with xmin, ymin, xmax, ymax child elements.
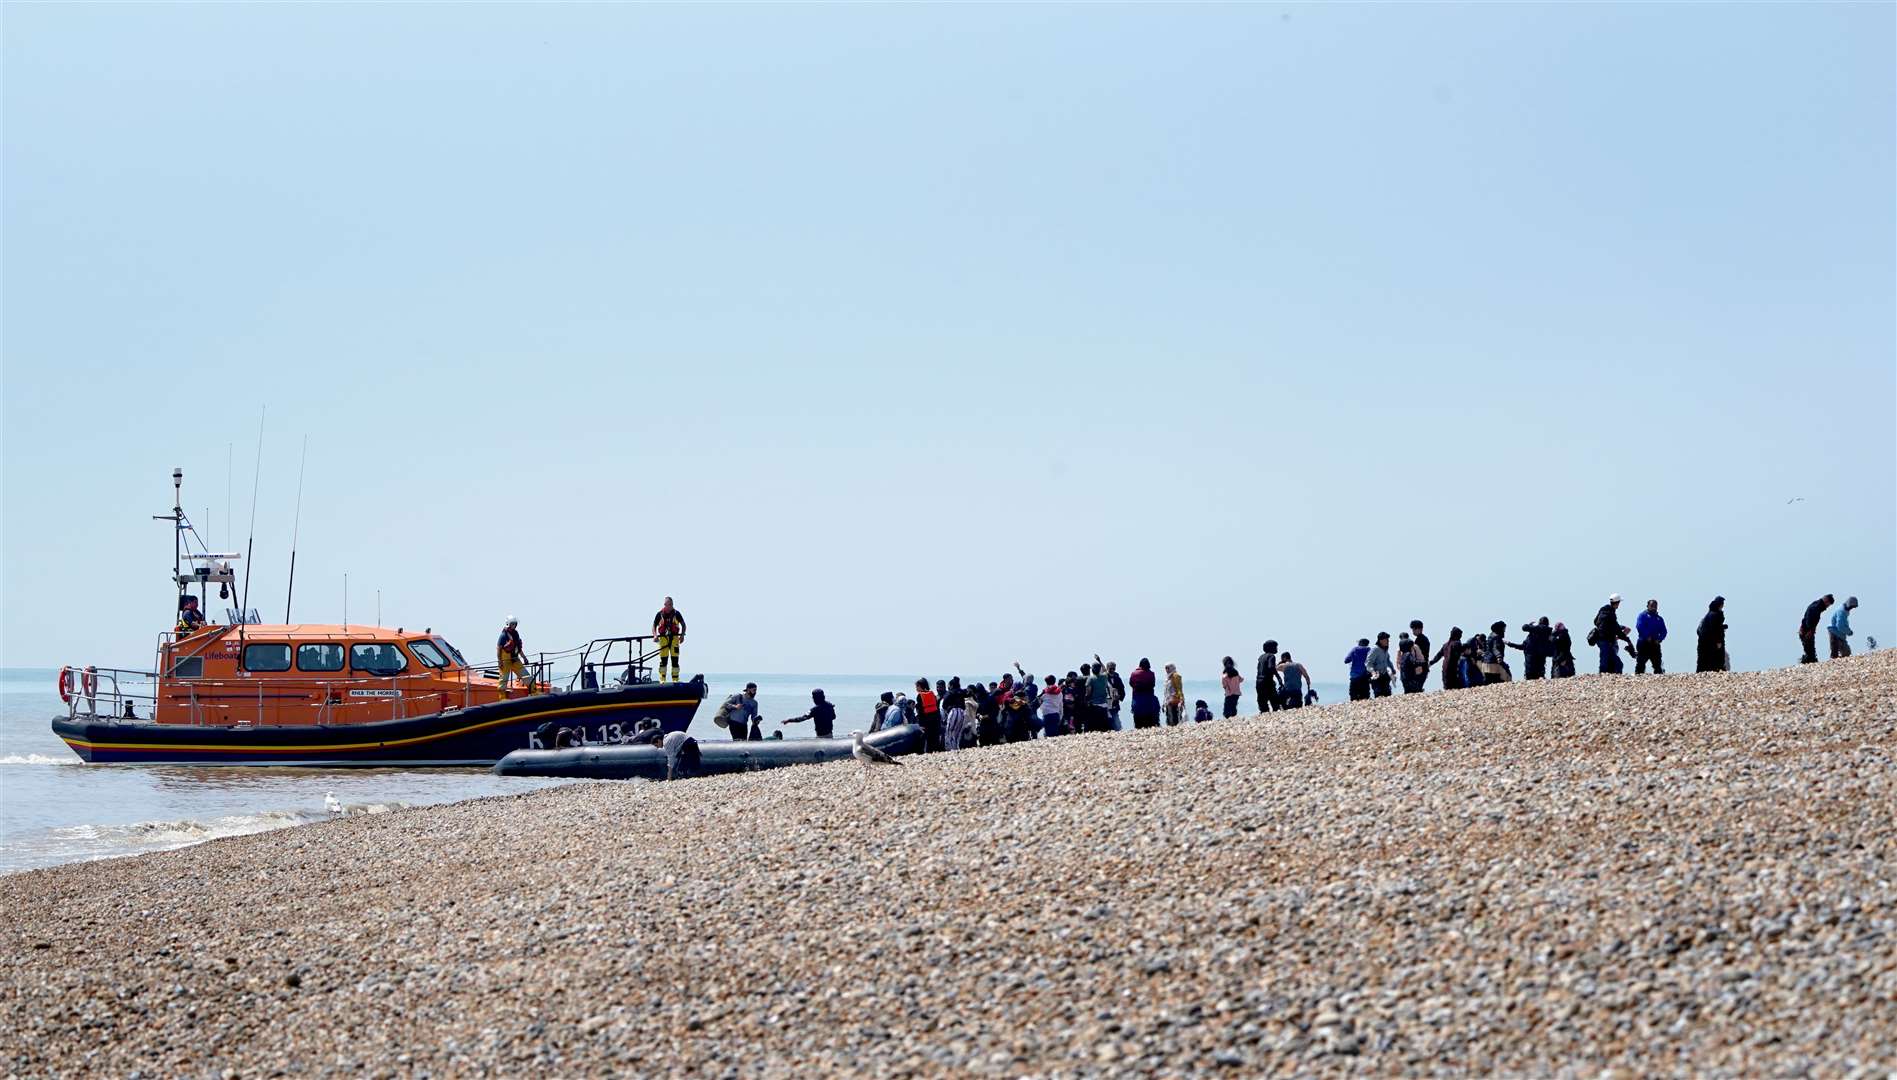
<box><xmin>3</xmin><ymin>654</ymin><xmax>1894</xmax><ymax>1078</ymax></box>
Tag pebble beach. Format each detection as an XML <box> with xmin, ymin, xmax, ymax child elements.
<box><xmin>3</xmin><ymin>653</ymin><xmax>1893</xmax><ymax>1078</ymax></box>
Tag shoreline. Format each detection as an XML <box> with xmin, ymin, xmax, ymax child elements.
<box><xmin>4</xmin><ymin>654</ymin><xmax>1893</xmax><ymax>1076</ymax></box>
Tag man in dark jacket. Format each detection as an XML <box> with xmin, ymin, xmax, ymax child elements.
<box><xmin>1594</xmin><ymin>595</ymin><xmax>1631</xmax><ymax>674</ymax></box>
<box><xmin>1696</xmin><ymin>597</ymin><xmax>1728</xmax><ymax>673</ymax></box>
<box><xmin>1255</xmin><ymin>640</ymin><xmax>1280</xmax><ymax>712</ymax></box>
<box><xmin>1799</xmin><ymin>595</ymin><xmax>1834</xmax><ymax>664</ymax></box>
<box><xmin>1517</xmin><ymin>617</ymin><xmax>1554</xmax><ymax>679</ymax></box>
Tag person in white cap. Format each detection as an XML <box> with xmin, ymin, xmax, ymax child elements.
<box><xmin>496</xmin><ymin>616</ymin><xmax>530</xmax><ymax>696</ymax></box>
<box><xmin>1591</xmin><ymin>594</ymin><xmax>1632</xmax><ymax>674</ymax></box>
<box><xmin>1828</xmin><ymin>596</ymin><xmax>1859</xmax><ymax>659</ymax></box>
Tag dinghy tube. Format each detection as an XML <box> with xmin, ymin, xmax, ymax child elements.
<box><xmin>493</xmin><ymin>723</ymin><xmax>926</xmax><ymax>780</ymax></box>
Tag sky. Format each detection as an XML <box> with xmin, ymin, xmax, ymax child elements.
<box><xmin>3</xmin><ymin>3</ymin><xmax>1892</xmax><ymax>679</ymax></box>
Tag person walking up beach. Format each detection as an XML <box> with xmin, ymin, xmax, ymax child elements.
<box><xmin>1397</xmin><ymin>632</ymin><xmax>1427</xmax><ymax>693</ymax></box>
<box><xmin>1430</xmin><ymin>627</ymin><xmax>1465</xmax><ymax>690</ymax></box>
<box><xmin>1038</xmin><ymin>675</ymin><xmax>1064</xmax><ymax>736</ymax></box>
<box><xmin>1593</xmin><ymin>595</ymin><xmax>1632</xmax><ymax>674</ymax></box>
<box><xmin>1517</xmin><ymin>618</ymin><xmax>1554</xmax><ymax>680</ymax></box>
<box><xmin>1128</xmin><ymin>659</ymin><xmax>1161</xmax><ymax>729</ymax></box>
<box><xmin>1635</xmin><ymin>600</ymin><xmax>1667</xmax><ymax>674</ymax></box>
<box><xmin>1256</xmin><ymin>640</ymin><xmax>1281</xmax><ymax>712</ymax></box>
<box><xmin>1220</xmin><ymin>656</ymin><xmax>1243</xmax><ymax>717</ymax></box>
<box><xmin>1409</xmin><ymin>621</ymin><xmax>1431</xmax><ymax>681</ymax></box>
<box><xmin>1366</xmin><ymin>633</ymin><xmax>1396</xmax><ymax>697</ymax></box>
<box><xmin>1277</xmin><ymin>652</ymin><xmax>1310</xmax><ymax>709</ymax></box>
<box><xmin>1163</xmin><ymin>663</ymin><xmax>1186</xmax><ymax>725</ymax></box>
<box><xmin>1084</xmin><ymin>663</ymin><xmax>1112</xmax><ymax>733</ymax></box>
<box><xmin>941</xmin><ymin>677</ymin><xmax>970</xmax><ymax>749</ymax></box>
<box><xmin>1345</xmin><ymin>638</ymin><xmax>1373</xmax><ymax>700</ymax></box>
<box><xmin>1696</xmin><ymin>598</ymin><xmax>1729</xmax><ymax>672</ymax></box>
<box><xmin>1829</xmin><ymin>596</ymin><xmax>1858</xmax><ymax>658</ymax></box>
<box><xmin>1098</xmin><ymin>658</ymin><xmax>1126</xmax><ymax>732</ymax></box>
<box><xmin>1550</xmin><ymin>622</ymin><xmax>1577</xmax><ymax>678</ymax></box>
<box><xmin>1799</xmin><ymin>595</ymin><xmax>1834</xmax><ymax>664</ymax></box>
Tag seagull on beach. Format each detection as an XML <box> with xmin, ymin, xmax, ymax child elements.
<box><xmin>850</xmin><ymin>730</ymin><xmax>902</xmax><ymax>788</ymax></box>
<box><xmin>851</xmin><ymin>730</ymin><xmax>902</xmax><ymax>768</ymax></box>
<box><xmin>324</xmin><ymin>792</ymin><xmax>342</xmax><ymax>816</ymax></box>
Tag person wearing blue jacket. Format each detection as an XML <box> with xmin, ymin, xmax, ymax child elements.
<box><xmin>1829</xmin><ymin>596</ymin><xmax>1859</xmax><ymax>658</ymax></box>
<box><xmin>1344</xmin><ymin>638</ymin><xmax>1372</xmax><ymax>701</ymax></box>
<box><xmin>1634</xmin><ymin>599</ymin><xmax>1667</xmax><ymax>674</ymax></box>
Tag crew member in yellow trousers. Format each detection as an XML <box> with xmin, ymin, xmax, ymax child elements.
<box><xmin>497</xmin><ymin>616</ymin><xmax>530</xmax><ymax>696</ymax></box>
<box><xmin>652</xmin><ymin>597</ymin><xmax>686</xmax><ymax>683</ymax></box>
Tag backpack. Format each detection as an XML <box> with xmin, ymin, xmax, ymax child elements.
<box><xmin>1586</xmin><ymin>627</ymin><xmax>1598</xmax><ymax>646</ymax></box>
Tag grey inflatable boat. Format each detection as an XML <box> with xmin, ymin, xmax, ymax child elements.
<box><xmin>492</xmin><ymin>723</ymin><xmax>926</xmax><ymax>780</ymax></box>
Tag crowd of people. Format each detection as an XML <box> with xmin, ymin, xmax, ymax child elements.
<box><xmin>693</xmin><ymin>592</ymin><xmax>1869</xmax><ymax>750</ymax></box>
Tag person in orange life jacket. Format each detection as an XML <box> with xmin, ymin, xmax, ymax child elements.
<box><xmin>496</xmin><ymin>617</ymin><xmax>530</xmax><ymax>695</ymax></box>
<box><xmin>651</xmin><ymin>597</ymin><xmax>686</xmax><ymax>683</ymax></box>
<box><xmin>914</xmin><ymin>678</ymin><xmax>942</xmax><ymax>751</ymax></box>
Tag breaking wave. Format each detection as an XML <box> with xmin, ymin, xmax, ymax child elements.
<box><xmin>0</xmin><ymin>754</ymin><xmax>69</xmax><ymax>766</ymax></box>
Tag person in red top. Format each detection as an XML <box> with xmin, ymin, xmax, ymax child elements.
<box><xmin>913</xmin><ymin>678</ymin><xmax>942</xmax><ymax>752</ymax></box>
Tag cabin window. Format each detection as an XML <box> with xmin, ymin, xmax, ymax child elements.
<box><xmin>409</xmin><ymin>640</ymin><xmax>449</xmax><ymax>668</ymax></box>
<box><xmin>297</xmin><ymin>643</ymin><xmax>345</xmax><ymax>672</ymax></box>
<box><xmin>350</xmin><ymin>643</ymin><xmax>408</xmax><ymax>676</ymax></box>
<box><xmin>434</xmin><ymin>637</ymin><xmax>467</xmax><ymax>666</ymax></box>
<box><xmin>169</xmin><ymin>656</ymin><xmax>204</xmax><ymax>678</ymax></box>
<box><xmin>243</xmin><ymin>644</ymin><xmax>292</xmax><ymax>672</ymax></box>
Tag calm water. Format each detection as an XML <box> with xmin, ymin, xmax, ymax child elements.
<box><xmin>0</xmin><ymin>667</ymin><xmax>1342</xmax><ymax>873</ymax></box>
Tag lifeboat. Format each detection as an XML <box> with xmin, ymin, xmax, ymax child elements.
<box><xmin>49</xmin><ymin>470</ymin><xmax>703</xmax><ymax>766</ymax></box>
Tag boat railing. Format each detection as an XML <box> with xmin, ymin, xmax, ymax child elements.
<box><xmin>64</xmin><ymin>667</ymin><xmax>159</xmax><ymax>723</ymax></box>
<box><xmin>120</xmin><ymin>667</ymin><xmax>553</xmax><ymax>728</ymax></box>
<box><xmin>564</xmin><ymin>636</ymin><xmax>663</xmax><ymax>692</ymax></box>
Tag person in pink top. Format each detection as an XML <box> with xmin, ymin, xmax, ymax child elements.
<box><xmin>1220</xmin><ymin>656</ymin><xmax>1244</xmax><ymax>718</ymax></box>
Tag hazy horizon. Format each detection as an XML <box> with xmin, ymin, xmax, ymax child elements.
<box><xmin>4</xmin><ymin>4</ymin><xmax>1892</xmax><ymax>679</ymax></box>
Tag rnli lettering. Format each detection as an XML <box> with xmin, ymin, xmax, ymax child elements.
<box><xmin>348</xmin><ymin>689</ymin><xmax>402</xmax><ymax>698</ymax></box>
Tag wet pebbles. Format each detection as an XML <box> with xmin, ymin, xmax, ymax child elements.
<box><xmin>3</xmin><ymin>653</ymin><xmax>1894</xmax><ymax>1077</ymax></box>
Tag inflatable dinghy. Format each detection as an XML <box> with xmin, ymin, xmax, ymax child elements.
<box><xmin>493</xmin><ymin>723</ymin><xmax>925</xmax><ymax>780</ymax></box>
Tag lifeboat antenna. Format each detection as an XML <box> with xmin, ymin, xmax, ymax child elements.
<box><xmin>153</xmin><ymin>468</ymin><xmax>184</xmax><ymax>602</ymax></box>
<box><xmin>285</xmin><ymin>435</ymin><xmax>308</xmax><ymax>623</ymax></box>
<box><xmin>238</xmin><ymin>408</ymin><xmax>265</xmax><ymax>651</ymax></box>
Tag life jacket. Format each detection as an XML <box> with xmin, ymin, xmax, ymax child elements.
<box><xmin>654</xmin><ymin>609</ymin><xmax>684</xmax><ymax>637</ymax></box>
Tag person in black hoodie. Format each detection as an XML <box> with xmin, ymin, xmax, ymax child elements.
<box><xmin>1550</xmin><ymin>622</ymin><xmax>1577</xmax><ymax>678</ymax></box>
<box><xmin>1697</xmin><ymin>597</ymin><xmax>1729</xmax><ymax>672</ymax></box>
<box><xmin>1798</xmin><ymin>594</ymin><xmax>1833</xmax><ymax>664</ymax></box>
<box><xmin>1429</xmin><ymin>627</ymin><xmax>1465</xmax><ymax>690</ymax></box>
<box><xmin>1593</xmin><ymin>595</ymin><xmax>1632</xmax><ymax>674</ymax></box>
<box><xmin>782</xmin><ymin>688</ymin><xmax>837</xmax><ymax>739</ymax></box>
<box><xmin>1517</xmin><ymin>617</ymin><xmax>1554</xmax><ymax>679</ymax></box>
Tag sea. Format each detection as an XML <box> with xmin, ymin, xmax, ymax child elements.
<box><xmin>0</xmin><ymin>667</ymin><xmax>1344</xmax><ymax>874</ymax></box>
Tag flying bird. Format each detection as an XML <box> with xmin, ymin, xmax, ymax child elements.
<box><xmin>1787</xmin><ymin>497</ymin><xmax>1805</xmax><ymax>505</ymax></box>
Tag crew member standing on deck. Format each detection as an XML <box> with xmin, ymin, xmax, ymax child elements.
<box><xmin>497</xmin><ymin>617</ymin><xmax>529</xmax><ymax>696</ymax></box>
<box><xmin>652</xmin><ymin>596</ymin><xmax>687</xmax><ymax>683</ymax></box>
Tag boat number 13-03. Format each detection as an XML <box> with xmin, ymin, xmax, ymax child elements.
<box><xmin>527</xmin><ymin>722</ymin><xmax>645</xmax><ymax>749</ymax></box>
